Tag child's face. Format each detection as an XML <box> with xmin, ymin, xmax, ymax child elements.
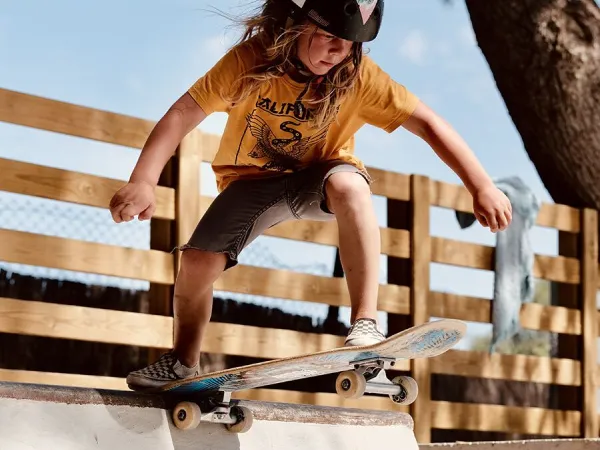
<box><xmin>296</xmin><ymin>25</ymin><xmax>353</xmax><ymax>76</ymax></box>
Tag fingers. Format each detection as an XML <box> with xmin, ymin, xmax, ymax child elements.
<box><xmin>473</xmin><ymin>189</ymin><xmax>513</xmax><ymax>233</ymax></box>
<box><xmin>500</xmin><ymin>209</ymin><xmax>512</xmax><ymax>230</ymax></box>
<box><xmin>119</xmin><ymin>203</ymin><xmax>138</xmax><ymax>222</ymax></box>
<box><xmin>110</xmin><ymin>202</ymin><xmax>127</xmax><ymax>223</ymax></box>
<box><xmin>110</xmin><ymin>201</ymin><xmax>141</xmax><ymax>223</ymax></box>
<box><xmin>138</xmin><ymin>203</ymin><xmax>156</xmax><ymax>221</ymax></box>
<box><xmin>495</xmin><ymin>200</ymin><xmax>513</xmax><ymax>232</ymax></box>
<box><xmin>109</xmin><ymin>182</ymin><xmax>155</xmax><ymax>223</ymax></box>
<box><xmin>474</xmin><ymin>210</ymin><xmax>488</xmax><ymax>228</ymax></box>
<box><xmin>475</xmin><ymin>209</ymin><xmax>509</xmax><ymax>233</ymax></box>
<box><xmin>479</xmin><ymin>208</ymin><xmax>512</xmax><ymax>233</ymax></box>
<box><xmin>497</xmin><ymin>211</ymin><xmax>509</xmax><ymax>231</ymax></box>
<box><xmin>487</xmin><ymin>213</ymin><xmax>499</xmax><ymax>233</ymax></box>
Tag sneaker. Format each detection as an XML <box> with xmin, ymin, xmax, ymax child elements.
<box><xmin>345</xmin><ymin>318</ymin><xmax>386</xmax><ymax>347</ymax></box>
<box><xmin>126</xmin><ymin>350</ymin><xmax>200</xmax><ymax>391</ymax></box>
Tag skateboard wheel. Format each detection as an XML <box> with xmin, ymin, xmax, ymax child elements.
<box><xmin>172</xmin><ymin>401</ymin><xmax>202</xmax><ymax>430</ymax></box>
<box><xmin>226</xmin><ymin>406</ymin><xmax>254</xmax><ymax>433</ymax></box>
<box><xmin>390</xmin><ymin>376</ymin><xmax>418</xmax><ymax>405</ymax></box>
<box><xmin>336</xmin><ymin>371</ymin><xmax>367</xmax><ymax>399</ymax></box>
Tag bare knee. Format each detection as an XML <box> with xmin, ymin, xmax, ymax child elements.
<box><xmin>325</xmin><ymin>172</ymin><xmax>371</xmax><ymax>213</ymax></box>
<box><xmin>178</xmin><ymin>248</ymin><xmax>227</xmax><ymax>281</ymax></box>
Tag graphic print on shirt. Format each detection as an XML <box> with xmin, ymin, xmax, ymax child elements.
<box><xmin>235</xmin><ymin>94</ymin><xmax>329</xmax><ymax>172</ymax></box>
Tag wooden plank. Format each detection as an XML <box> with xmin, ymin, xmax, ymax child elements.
<box><xmin>431</xmin><ymin>401</ymin><xmax>581</xmax><ymax>436</ymax></box>
<box><xmin>0</xmin><ymin>229</ymin><xmax>174</xmax><ymax>285</ymax></box>
<box><xmin>431</xmin><ymin>350</ymin><xmax>581</xmax><ymax>386</ymax></box>
<box><xmin>431</xmin><ymin>237</ymin><xmax>580</xmax><ymax>284</ymax></box>
<box><xmin>0</xmin><ymin>368</ymin><xmax>128</xmax><ymax>391</ymax></box>
<box><xmin>409</xmin><ymin>175</ymin><xmax>432</xmax><ymax>443</ymax></box>
<box><xmin>200</xmin><ymin>131</ymin><xmax>221</xmax><ymax>162</ymax></box>
<box><xmin>519</xmin><ymin>302</ymin><xmax>582</xmax><ymax>336</ymax></box>
<box><xmin>215</xmin><ymin>264</ymin><xmax>410</xmax><ymax>315</ymax></box>
<box><xmin>203</xmin><ymin>322</ymin><xmax>346</xmax><ymax>360</ymax></box>
<box><xmin>0</xmin><ymin>297</ymin><xmax>358</xmax><ymax>361</ymax></box>
<box><xmin>430</xmin><ymin>292</ymin><xmax>493</xmax><ymax>323</ymax></box>
<box><xmin>176</xmin><ymin>131</ymin><xmax>201</xmax><ymax>247</ymax></box>
<box><xmin>0</xmin><ymin>297</ymin><xmax>173</xmax><ymax>348</ymax></box>
<box><xmin>429</xmin><ymin>292</ymin><xmax>582</xmax><ymax>335</ymax></box>
<box><xmin>0</xmin><ymin>88</ymin><xmax>154</xmax><ymax>149</ymax></box>
<box><xmin>201</xmin><ymin>195</ymin><xmax>411</xmax><ymax>258</ymax></box>
<box><xmin>367</xmin><ymin>167</ymin><xmax>411</xmax><ymax>201</ymax></box>
<box><xmin>580</xmin><ymin>208</ymin><xmax>598</xmax><ymax>437</ymax></box>
<box><xmin>535</xmin><ymin>203</ymin><xmax>581</xmax><ymax>232</ymax></box>
<box><xmin>531</xmin><ymin>254</ymin><xmax>580</xmax><ymax>284</ymax></box>
<box><xmin>0</xmin><ymin>158</ymin><xmax>175</xmax><ymax>220</ymax></box>
<box><xmin>429</xmin><ymin>179</ymin><xmax>580</xmax><ymax>232</ymax></box>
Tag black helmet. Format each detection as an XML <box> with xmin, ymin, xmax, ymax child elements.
<box><xmin>285</xmin><ymin>0</ymin><xmax>384</xmax><ymax>43</ymax></box>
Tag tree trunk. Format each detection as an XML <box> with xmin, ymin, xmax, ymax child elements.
<box><xmin>464</xmin><ymin>0</ymin><xmax>600</xmax><ymax>209</ymax></box>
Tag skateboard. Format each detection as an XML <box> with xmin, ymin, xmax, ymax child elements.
<box><xmin>155</xmin><ymin>318</ymin><xmax>466</xmax><ymax>433</ymax></box>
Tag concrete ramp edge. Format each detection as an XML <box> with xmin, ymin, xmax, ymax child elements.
<box><xmin>0</xmin><ymin>381</ymin><xmax>419</xmax><ymax>450</ymax></box>
<box><xmin>420</xmin><ymin>439</ymin><xmax>600</xmax><ymax>450</ymax></box>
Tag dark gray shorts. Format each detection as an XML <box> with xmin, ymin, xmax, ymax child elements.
<box><xmin>179</xmin><ymin>160</ymin><xmax>371</xmax><ymax>270</ymax></box>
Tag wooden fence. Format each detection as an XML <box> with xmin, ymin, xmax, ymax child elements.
<box><xmin>0</xmin><ymin>87</ymin><xmax>598</xmax><ymax>443</ymax></box>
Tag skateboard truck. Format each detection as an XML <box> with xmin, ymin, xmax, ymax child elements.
<box><xmin>335</xmin><ymin>357</ymin><xmax>419</xmax><ymax>405</ymax></box>
<box><xmin>172</xmin><ymin>390</ymin><xmax>254</xmax><ymax>433</ymax></box>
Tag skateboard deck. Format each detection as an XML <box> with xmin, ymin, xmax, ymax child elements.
<box><xmin>161</xmin><ymin>318</ymin><xmax>465</xmax><ymax>432</ymax></box>
<box><xmin>157</xmin><ymin>318</ymin><xmax>465</xmax><ymax>395</ymax></box>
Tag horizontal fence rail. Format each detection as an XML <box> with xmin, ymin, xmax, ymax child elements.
<box><xmin>0</xmin><ymin>87</ymin><xmax>599</xmax><ymax>443</ymax></box>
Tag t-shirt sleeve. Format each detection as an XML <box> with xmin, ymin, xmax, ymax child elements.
<box><xmin>357</xmin><ymin>56</ymin><xmax>420</xmax><ymax>133</ymax></box>
<box><xmin>187</xmin><ymin>43</ymin><xmax>254</xmax><ymax>116</ymax></box>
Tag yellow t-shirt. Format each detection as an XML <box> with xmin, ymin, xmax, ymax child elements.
<box><xmin>188</xmin><ymin>37</ymin><xmax>419</xmax><ymax>192</ymax></box>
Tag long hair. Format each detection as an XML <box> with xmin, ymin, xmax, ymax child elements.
<box><xmin>219</xmin><ymin>0</ymin><xmax>363</xmax><ymax>129</ymax></box>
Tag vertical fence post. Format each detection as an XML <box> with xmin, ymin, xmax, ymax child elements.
<box><xmin>410</xmin><ymin>174</ymin><xmax>432</xmax><ymax>443</ymax></box>
<box><xmin>555</xmin><ymin>230</ymin><xmax>581</xmax><ymax>416</ymax></box>
<box><xmin>580</xmin><ymin>208</ymin><xmax>598</xmax><ymax>437</ymax></box>
<box><xmin>176</xmin><ymin>130</ymin><xmax>202</xmax><ymax>268</ymax></box>
<box><xmin>147</xmin><ymin>154</ymin><xmax>177</xmax><ymax>365</ymax></box>
<box><xmin>386</xmin><ymin>190</ymin><xmax>412</xmax><ymax>343</ymax></box>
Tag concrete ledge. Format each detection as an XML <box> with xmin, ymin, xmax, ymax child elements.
<box><xmin>0</xmin><ymin>381</ymin><xmax>419</xmax><ymax>450</ymax></box>
<box><xmin>0</xmin><ymin>381</ymin><xmax>413</xmax><ymax>427</ymax></box>
<box><xmin>421</xmin><ymin>439</ymin><xmax>600</xmax><ymax>450</ymax></box>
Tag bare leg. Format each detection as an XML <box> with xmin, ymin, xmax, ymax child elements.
<box><xmin>325</xmin><ymin>172</ymin><xmax>380</xmax><ymax>323</ymax></box>
<box><xmin>172</xmin><ymin>249</ymin><xmax>227</xmax><ymax>367</ymax></box>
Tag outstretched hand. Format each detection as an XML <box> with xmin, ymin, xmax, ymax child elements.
<box><xmin>472</xmin><ymin>185</ymin><xmax>512</xmax><ymax>233</ymax></box>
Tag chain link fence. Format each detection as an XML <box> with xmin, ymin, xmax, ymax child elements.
<box><xmin>0</xmin><ymin>192</ymin><xmax>150</xmax><ymax>290</ymax></box>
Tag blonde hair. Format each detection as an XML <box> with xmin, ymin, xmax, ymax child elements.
<box><xmin>218</xmin><ymin>0</ymin><xmax>363</xmax><ymax>129</ymax></box>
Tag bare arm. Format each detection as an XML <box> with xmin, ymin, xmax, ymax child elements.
<box><xmin>401</xmin><ymin>101</ymin><xmax>493</xmax><ymax>195</ymax></box>
<box><xmin>401</xmin><ymin>100</ymin><xmax>512</xmax><ymax>232</ymax></box>
<box><xmin>129</xmin><ymin>92</ymin><xmax>207</xmax><ymax>186</ymax></box>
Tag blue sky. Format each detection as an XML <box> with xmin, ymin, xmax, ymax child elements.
<box><xmin>0</xmin><ymin>1</ymin><xmax>562</xmax><ymax>346</ymax></box>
